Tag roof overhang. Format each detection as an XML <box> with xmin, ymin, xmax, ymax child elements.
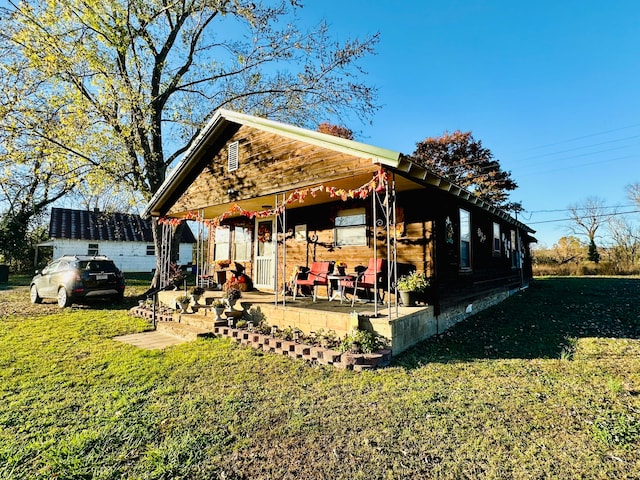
<box><xmin>388</xmin><ymin>155</ymin><xmax>535</xmax><ymax>234</ymax></box>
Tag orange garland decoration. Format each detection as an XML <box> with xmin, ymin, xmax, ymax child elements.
<box><xmin>159</xmin><ymin>169</ymin><xmax>388</xmax><ymax>227</ymax></box>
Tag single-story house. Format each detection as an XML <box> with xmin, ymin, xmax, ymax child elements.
<box><xmin>36</xmin><ymin>207</ymin><xmax>196</xmax><ymax>273</ymax></box>
<box><xmin>143</xmin><ymin>109</ymin><xmax>535</xmax><ymax>351</ymax></box>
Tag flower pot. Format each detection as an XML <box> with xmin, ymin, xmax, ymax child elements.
<box><xmin>214</xmin><ymin>307</ymin><xmax>225</xmax><ymax>321</ymax></box>
<box><xmin>179</xmin><ymin>302</ymin><xmax>191</xmax><ymax>313</ymax></box>
<box><xmin>191</xmin><ymin>294</ymin><xmax>202</xmax><ymax>305</ymax></box>
<box><xmin>399</xmin><ymin>289</ymin><xmax>416</xmax><ymax>307</ymax></box>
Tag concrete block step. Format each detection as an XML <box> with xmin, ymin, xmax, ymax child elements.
<box><xmin>156</xmin><ymin>321</ymin><xmax>212</xmax><ymax>341</ymax></box>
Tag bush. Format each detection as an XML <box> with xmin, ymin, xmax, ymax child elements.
<box><xmin>339</xmin><ymin>328</ymin><xmax>388</xmax><ymax>354</ymax></box>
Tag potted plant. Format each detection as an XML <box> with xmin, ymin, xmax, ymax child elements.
<box><xmin>396</xmin><ymin>271</ymin><xmax>429</xmax><ymax>306</ymax></box>
<box><xmin>175</xmin><ymin>294</ymin><xmax>192</xmax><ymax>313</ymax></box>
<box><xmin>335</xmin><ymin>261</ymin><xmax>347</xmax><ymax>276</ymax></box>
<box><xmin>211</xmin><ymin>298</ymin><xmax>226</xmax><ymax>320</ymax></box>
<box><xmin>190</xmin><ymin>286</ymin><xmax>205</xmax><ymax>305</ymax></box>
<box><xmin>225</xmin><ymin>288</ymin><xmax>242</xmax><ymax>309</ymax></box>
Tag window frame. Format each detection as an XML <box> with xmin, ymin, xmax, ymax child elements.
<box><xmin>459</xmin><ymin>208</ymin><xmax>472</xmax><ymax>271</ymax></box>
<box><xmin>492</xmin><ymin>222</ymin><xmax>501</xmax><ymax>255</ymax></box>
<box><xmin>87</xmin><ymin>243</ymin><xmax>99</xmax><ymax>256</ymax></box>
<box><xmin>213</xmin><ymin>226</ymin><xmax>231</xmax><ymax>261</ymax></box>
<box><xmin>233</xmin><ymin>226</ymin><xmax>252</xmax><ymax>262</ymax></box>
<box><xmin>334</xmin><ymin>208</ymin><xmax>367</xmax><ymax>247</ymax></box>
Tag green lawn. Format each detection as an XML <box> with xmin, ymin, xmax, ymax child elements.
<box><xmin>0</xmin><ymin>277</ymin><xmax>639</xmax><ymax>479</ymax></box>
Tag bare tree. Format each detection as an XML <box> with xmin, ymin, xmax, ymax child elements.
<box><xmin>567</xmin><ymin>197</ymin><xmax>615</xmax><ymax>263</ymax></box>
<box><xmin>607</xmin><ymin>216</ymin><xmax>640</xmax><ymax>267</ymax></box>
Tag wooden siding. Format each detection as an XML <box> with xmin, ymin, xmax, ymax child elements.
<box><xmin>168</xmin><ymin>125</ymin><xmax>380</xmax><ymax>216</ymax></box>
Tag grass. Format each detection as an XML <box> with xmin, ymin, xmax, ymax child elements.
<box><xmin>0</xmin><ymin>276</ymin><xmax>639</xmax><ymax>479</ymax></box>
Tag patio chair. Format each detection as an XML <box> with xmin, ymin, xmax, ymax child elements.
<box><xmin>341</xmin><ymin>258</ymin><xmax>384</xmax><ymax>306</ymax></box>
<box><xmin>293</xmin><ymin>261</ymin><xmax>332</xmax><ymax>301</ymax></box>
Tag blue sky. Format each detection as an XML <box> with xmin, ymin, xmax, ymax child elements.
<box><xmin>300</xmin><ymin>1</ymin><xmax>640</xmax><ymax>247</ymax></box>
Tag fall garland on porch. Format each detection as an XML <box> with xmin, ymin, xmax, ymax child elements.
<box><xmin>158</xmin><ymin>169</ymin><xmax>389</xmax><ymax>227</ymax></box>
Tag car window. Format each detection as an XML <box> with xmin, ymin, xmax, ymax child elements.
<box><xmin>56</xmin><ymin>261</ymin><xmax>70</xmax><ymax>272</ymax></box>
<box><xmin>78</xmin><ymin>260</ymin><xmax>118</xmax><ymax>272</ymax></box>
<box><xmin>42</xmin><ymin>261</ymin><xmax>59</xmax><ymax>275</ymax></box>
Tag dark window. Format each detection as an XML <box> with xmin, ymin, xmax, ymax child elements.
<box><xmin>459</xmin><ymin>209</ymin><xmax>471</xmax><ymax>269</ymax></box>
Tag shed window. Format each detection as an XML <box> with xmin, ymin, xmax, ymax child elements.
<box><xmin>335</xmin><ymin>208</ymin><xmax>367</xmax><ymax>246</ymax></box>
<box><xmin>88</xmin><ymin>243</ymin><xmax>99</xmax><ymax>256</ymax></box>
<box><xmin>146</xmin><ymin>245</ymin><xmax>155</xmax><ymax>256</ymax></box>
<box><xmin>493</xmin><ymin>222</ymin><xmax>501</xmax><ymax>254</ymax></box>
<box><xmin>459</xmin><ymin>209</ymin><xmax>471</xmax><ymax>270</ymax></box>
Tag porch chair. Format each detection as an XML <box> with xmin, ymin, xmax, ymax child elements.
<box><xmin>340</xmin><ymin>258</ymin><xmax>385</xmax><ymax>306</ymax></box>
<box><xmin>292</xmin><ymin>261</ymin><xmax>332</xmax><ymax>301</ymax></box>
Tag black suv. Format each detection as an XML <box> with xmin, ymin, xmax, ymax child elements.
<box><xmin>30</xmin><ymin>255</ymin><xmax>125</xmax><ymax>308</ymax></box>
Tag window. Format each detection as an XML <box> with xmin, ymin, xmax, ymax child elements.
<box><xmin>511</xmin><ymin>230</ymin><xmax>518</xmax><ymax>268</ymax></box>
<box><xmin>88</xmin><ymin>243</ymin><xmax>99</xmax><ymax>256</ymax></box>
<box><xmin>146</xmin><ymin>245</ymin><xmax>155</xmax><ymax>256</ymax></box>
<box><xmin>233</xmin><ymin>226</ymin><xmax>252</xmax><ymax>261</ymax></box>
<box><xmin>459</xmin><ymin>209</ymin><xmax>471</xmax><ymax>269</ymax></box>
<box><xmin>214</xmin><ymin>226</ymin><xmax>230</xmax><ymax>261</ymax></box>
<box><xmin>335</xmin><ymin>208</ymin><xmax>367</xmax><ymax>246</ymax></box>
<box><xmin>493</xmin><ymin>222</ymin><xmax>501</xmax><ymax>254</ymax></box>
<box><xmin>228</xmin><ymin>141</ymin><xmax>239</xmax><ymax>172</ymax></box>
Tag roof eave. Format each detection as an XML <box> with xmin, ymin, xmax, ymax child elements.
<box><xmin>391</xmin><ymin>156</ymin><xmax>535</xmax><ymax>234</ymax></box>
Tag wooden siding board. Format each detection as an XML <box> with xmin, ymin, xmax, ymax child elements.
<box><xmin>168</xmin><ymin>126</ymin><xmax>380</xmax><ymax>216</ymax></box>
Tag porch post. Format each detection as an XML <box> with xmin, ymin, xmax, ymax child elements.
<box><xmin>391</xmin><ymin>173</ymin><xmax>399</xmax><ymax>318</ymax></box>
<box><xmin>159</xmin><ymin>222</ymin><xmax>172</xmax><ymax>289</ymax></box>
<box><xmin>195</xmin><ymin>210</ymin><xmax>204</xmax><ymax>288</ymax></box>
<box><xmin>372</xmin><ymin>177</ymin><xmax>379</xmax><ymax>317</ymax></box>
<box><xmin>274</xmin><ymin>194</ymin><xmax>279</xmax><ymax>306</ymax></box>
<box><xmin>280</xmin><ymin>193</ymin><xmax>287</xmax><ymax>306</ymax></box>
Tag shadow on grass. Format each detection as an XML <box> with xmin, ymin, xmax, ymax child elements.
<box><xmin>395</xmin><ymin>276</ymin><xmax>640</xmax><ymax>368</ymax></box>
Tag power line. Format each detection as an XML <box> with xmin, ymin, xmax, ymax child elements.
<box><xmin>518</xmin><ymin>134</ymin><xmax>640</xmax><ymax>161</ymax></box>
<box><xmin>527</xmin><ymin>210</ymin><xmax>640</xmax><ymax>225</ymax></box>
<box><xmin>517</xmin><ymin>123</ymin><xmax>640</xmax><ymax>153</ymax></box>
<box><xmin>527</xmin><ymin>204</ymin><xmax>637</xmax><ymax>214</ymax></box>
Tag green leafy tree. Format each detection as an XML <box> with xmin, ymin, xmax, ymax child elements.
<box><xmin>411</xmin><ymin>130</ymin><xmax>518</xmax><ymax>208</ymax></box>
<box><xmin>0</xmin><ymin>0</ymin><xmax>379</xmax><ymax>285</ymax></box>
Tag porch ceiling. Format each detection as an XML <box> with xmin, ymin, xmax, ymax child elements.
<box><xmin>176</xmin><ymin>171</ymin><xmax>384</xmax><ymax>220</ymax></box>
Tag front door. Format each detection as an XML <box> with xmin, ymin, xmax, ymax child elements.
<box><xmin>253</xmin><ymin>218</ymin><xmax>276</xmax><ymax>290</ymax></box>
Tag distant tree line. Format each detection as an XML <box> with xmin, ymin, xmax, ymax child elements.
<box><xmin>533</xmin><ymin>185</ymin><xmax>640</xmax><ymax>276</ymax></box>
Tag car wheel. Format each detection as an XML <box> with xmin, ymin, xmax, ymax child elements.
<box><xmin>30</xmin><ymin>285</ymin><xmax>43</xmax><ymax>304</ymax></box>
<box><xmin>57</xmin><ymin>287</ymin><xmax>72</xmax><ymax>308</ymax></box>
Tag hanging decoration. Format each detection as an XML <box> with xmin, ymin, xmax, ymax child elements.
<box><xmin>158</xmin><ymin>169</ymin><xmax>389</xmax><ymax>228</ymax></box>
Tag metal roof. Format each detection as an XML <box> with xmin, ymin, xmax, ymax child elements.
<box><xmin>49</xmin><ymin>207</ymin><xmax>196</xmax><ymax>243</ymax></box>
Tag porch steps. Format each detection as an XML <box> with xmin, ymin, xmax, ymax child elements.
<box><xmin>156</xmin><ymin>320</ymin><xmax>212</xmax><ymax>341</ymax></box>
